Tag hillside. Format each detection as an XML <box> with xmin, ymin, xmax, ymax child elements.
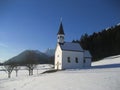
<box><xmin>73</xmin><ymin>23</ymin><xmax>120</xmax><ymax>61</ymax></box>
<box><xmin>0</xmin><ymin>55</ymin><xmax>120</xmax><ymax>90</ymax></box>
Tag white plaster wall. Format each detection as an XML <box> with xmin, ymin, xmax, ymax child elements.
<box><xmin>84</xmin><ymin>58</ymin><xmax>91</xmax><ymax>67</ymax></box>
<box><xmin>62</xmin><ymin>51</ymin><xmax>84</xmax><ymax>69</ymax></box>
<box><xmin>55</xmin><ymin>44</ymin><xmax>62</xmax><ymax>69</ymax></box>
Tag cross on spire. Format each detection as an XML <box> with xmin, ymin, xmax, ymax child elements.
<box><xmin>60</xmin><ymin>17</ymin><xmax>62</xmax><ymax>22</ymax></box>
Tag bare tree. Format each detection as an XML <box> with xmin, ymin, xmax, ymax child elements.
<box><xmin>26</xmin><ymin>64</ymin><xmax>37</xmax><ymax>76</ymax></box>
<box><xmin>4</xmin><ymin>65</ymin><xmax>14</xmax><ymax>78</ymax></box>
<box><xmin>14</xmin><ymin>66</ymin><xmax>20</xmax><ymax>77</ymax></box>
<box><xmin>24</xmin><ymin>51</ymin><xmax>38</xmax><ymax>76</ymax></box>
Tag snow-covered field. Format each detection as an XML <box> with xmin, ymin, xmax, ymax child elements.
<box><xmin>0</xmin><ymin>55</ymin><xmax>120</xmax><ymax>90</ymax></box>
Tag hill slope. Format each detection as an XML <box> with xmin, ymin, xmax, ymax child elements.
<box><xmin>74</xmin><ymin>23</ymin><xmax>120</xmax><ymax>61</ymax></box>
<box><xmin>0</xmin><ymin>55</ymin><xmax>120</xmax><ymax>90</ymax></box>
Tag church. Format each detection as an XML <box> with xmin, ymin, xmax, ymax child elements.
<box><xmin>55</xmin><ymin>22</ymin><xmax>92</xmax><ymax>70</ymax></box>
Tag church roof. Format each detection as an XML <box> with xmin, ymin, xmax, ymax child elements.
<box><xmin>84</xmin><ymin>50</ymin><xmax>92</xmax><ymax>58</ymax></box>
<box><xmin>59</xmin><ymin>42</ymin><xmax>83</xmax><ymax>52</ymax></box>
<box><xmin>57</xmin><ymin>22</ymin><xmax>65</xmax><ymax>35</ymax></box>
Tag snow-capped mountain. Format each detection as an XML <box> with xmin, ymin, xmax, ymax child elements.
<box><xmin>44</xmin><ymin>48</ymin><xmax>55</xmax><ymax>56</ymax></box>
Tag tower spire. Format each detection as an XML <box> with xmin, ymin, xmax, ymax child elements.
<box><xmin>57</xmin><ymin>19</ymin><xmax>65</xmax><ymax>43</ymax></box>
<box><xmin>57</xmin><ymin>21</ymin><xmax>65</xmax><ymax>35</ymax></box>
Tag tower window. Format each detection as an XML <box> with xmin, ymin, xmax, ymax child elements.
<box><xmin>75</xmin><ymin>57</ymin><xmax>78</xmax><ymax>63</ymax></box>
<box><xmin>60</xmin><ymin>36</ymin><xmax>62</xmax><ymax>38</ymax></box>
<box><xmin>60</xmin><ymin>36</ymin><xmax>64</xmax><ymax>39</ymax></box>
<box><xmin>84</xmin><ymin>59</ymin><xmax>86</xmax><ymax>63</ymax></box>
<box><xmin>67</xmin><ymin>57</ymin><xmax>70</xmax><ymax>63</ymax></box>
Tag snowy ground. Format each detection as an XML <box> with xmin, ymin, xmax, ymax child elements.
<box><xmin>0</xmin><ymin>55</ymin><xmax>120</xmax><ymax>90</ymax></box>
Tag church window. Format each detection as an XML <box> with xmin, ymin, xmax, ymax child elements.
<box><xmin>84</xmin><ymin>59</ymin><xmax>86</xmax><ymax>63</ymax></box>
<box><xmin>75</xmin><ymin>57</ymin><xmax>78</xmax><ymax>63</ymax></box>
<box><xmin>67</xmin><ymin>57</ymin><xmax>70</xmax><ymax>63</ymax></box>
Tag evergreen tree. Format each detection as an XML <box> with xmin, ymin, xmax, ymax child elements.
<box><xmin>73</xmin><ymin>24</ymin><xmax>120</xmax><ymax>61</ymax></box>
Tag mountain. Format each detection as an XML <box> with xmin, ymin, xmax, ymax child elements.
<box><xmin>4</xmin><ymin>50</ymin><xmax>51</xmax><ymax>65</ymax></box>
<box><xmin>44</xmin><ymin>48</ymin><xmax>55</xmax><ymax>56</ymax></box>
<box><xmin>0</xmin><ymin>62</ymin><xmax>3</xmax><ymax>66</ymax></box>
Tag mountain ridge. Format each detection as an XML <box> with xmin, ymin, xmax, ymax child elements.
<box><xmin>5</xmin><ymin>50</ymin><xmax>54</xmax><ymax>65</ymax></box>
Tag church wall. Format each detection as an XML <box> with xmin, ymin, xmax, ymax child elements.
<box><xmin>55</xmin><ymin>44</ymin><xmax>62</xmax><ymax>69</ymax></box>
<box><xmin>62</xmin><ymin>51</ymin><xmax>84</xmax><ymax>69</ymax></box>
<box><xmin>84</xmin><ymin>58</ymin><xmax>91</xmax><ymax>67</ymax></box>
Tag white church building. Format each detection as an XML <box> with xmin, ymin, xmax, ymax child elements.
<box><xmin>55</xmin><ymin>22</ymin><xmax>92</xmax><ymax>70</ymax></box>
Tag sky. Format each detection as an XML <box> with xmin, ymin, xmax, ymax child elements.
<box><xmin>0</xmin><ymin>0</ymin><xmax>120</xmax><ymax>61</ymax></box>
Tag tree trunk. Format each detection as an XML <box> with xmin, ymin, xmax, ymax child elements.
<box><xmin>8</xmin><ymin>72</ymin><xmax>11</xmax><ymax>78</ymax></box>
<box><xmin>37</xmin><ymin>69</ymin><xmax>38</xmax><ymax>75</ymax></box>
<box><xmin>31</xmin><ymin>69</ymin><xmax>33</xmax><ymax>75</ymax></box>
<box><xmin>29</xmin><ymin>69</ymin><xmax>31</xmax><ymax>76</ymax></box>
<box><xmin>16</xmin><ymin>70</ymin><xmax>18</xmax><ymax>77</ymax></box>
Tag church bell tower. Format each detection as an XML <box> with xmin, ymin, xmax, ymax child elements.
<box><xmin>57</xmin><ymin>22</ymin><xmax>65</xmax><ymax>44</ymax></box>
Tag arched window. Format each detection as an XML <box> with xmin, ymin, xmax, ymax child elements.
<box><xmin>67</xmin><ymin>57</ymin><xmax>70</xmax><ymax>63</ymax></box>
<box><xmin>75</xmin><ymin>57</ymin><xmax>78</xmax><ymax>63</ymax></box>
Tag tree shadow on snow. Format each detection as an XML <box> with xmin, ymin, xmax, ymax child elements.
<box><xmin>91</xmin><ymin>63</ymin><xmax>120</xmax><ymax>69</ymax></box>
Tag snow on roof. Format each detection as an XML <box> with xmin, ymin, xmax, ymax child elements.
<box><xmin>59</xmin><ymin>42</ymin><xmax>83</xmax><ymax>51</ymax></box>
<box><xmin>84</xmin><ymin>50</ymin><xmax>92</xmax><ymax>58</ymax></box>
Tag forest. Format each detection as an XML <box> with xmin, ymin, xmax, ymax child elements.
<box><xmin>73</xmin><ymin>24</ymin><xmax>120</xmax><ymax>61</ymax></box>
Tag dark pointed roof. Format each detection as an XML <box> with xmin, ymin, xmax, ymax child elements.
<box><xmin>57</xmin><ymin>22</ymin><xmax>65</xmax><ymax>35</ymax></box>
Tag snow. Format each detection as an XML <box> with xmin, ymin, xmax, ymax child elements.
<box><xmin>105</xmin><ymin>27</ymin><xmax>110</xmax><ymax>30</ymax></box>
<box><xmin>0</xmin><ymin>55</ymin><xmax>120</xmax><ymax>90</ymax></box>
<box><xmin>117</xmin><ymin>23</ymin><xmax>120</xmax><ymax>26</ymax></box>
<box><xmin>92</xmin><ymin>55</ymin><xmax>120</xmax><ymax>66</ymax></box>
